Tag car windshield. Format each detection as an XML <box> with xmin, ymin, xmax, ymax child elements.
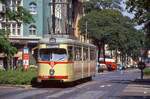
<box><xmin>39</xmin><ymin>48</ymin><xmax>67</xmax><ymax>61</ymax></box>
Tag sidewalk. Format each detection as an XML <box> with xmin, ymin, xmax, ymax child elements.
<box><xmin>119</xmin><ymin>76</ymin><xmax>150</xmax><ymax>99</ymax></box>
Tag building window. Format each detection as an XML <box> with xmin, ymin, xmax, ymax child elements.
<box><xmin>1</xmin><ymin>23</ymin><xmax>6</xmax><ymax>31</ymax></box>
<box><xmin>16</xmin><ymin>0</ymin><xmax>21</xmax><ymax>5</ymax></box>
<box><xmin>29</xmin><ymin>25</ymin><xmax>36</xmax><ymax>35</ymax></box>
<box><xmin>29</xmin><ymin>2</ymin><xmax>37</xmax><ymax>14</ymax></box>
<box><xmin>12</xmin><ymin>23</ymin><xmax>16</xmax><ymax>35</ymax></box>
<box><xmin>17</xmin><ymin>23</ymin><xmax>21</xmax><ymax>35</ymax></box>
<box><xmin>0</xmin><ymin>22</ymin><xmax>22</xmax><ymax>36</ymax></box>
<box><xmin>11</xmin><ymin>23</ymin><xmax>22</xmax><ymax>36</ymax></box>
<box><xmin>11</xmin><ymin>0</ymin><xmax>22</xmax><ymax>11</ymax></box>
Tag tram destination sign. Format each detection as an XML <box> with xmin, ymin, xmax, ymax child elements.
<box><xmin>47</xmin><ymin>44</ymin><xmax>59</xmax><ymax>48</ymax></box>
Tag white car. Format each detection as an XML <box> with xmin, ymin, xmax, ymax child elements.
<box><xmin>97</xmin><ymin>63</ymin><xmax>107</xmax><ymax>72</ymax></box>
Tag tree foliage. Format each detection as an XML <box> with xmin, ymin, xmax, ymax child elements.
<box><xmin>126</xmin><ymin>0</ymin><xmax>150</xmax><ymax>25</ymax></box>
<box><xmin>0</xmin><ymin>0</ymin><xmax>34</xmax><ymax>69</ymax></box>
<box><xmin>126</xmin><ymin>0</ymin><xmax>150</xmax><ymax>49</ymax></box>
<box><xmin>79</xmin><ymin>9</ymin><xmax>144</xmax><ymax>61</ymax></box>
<box><xmin>0</xmin><ymin>30</ymin><xmax>17</xmax><ymax>57</ymax></box>
<box><xmin>0</xmin><ymin>0</ymin><xmax>34</xmax><ymax>56</ymax></box>
<box><xmin>84</xmin><ymin>0</ymin><xmax>122</xmax><ymax>13</ymax></box>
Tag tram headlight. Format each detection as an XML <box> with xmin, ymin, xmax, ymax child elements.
<box><xmin>49</xmin><ymin>69</ymin><xmax>55</xmax><ymax>76</ymax></box>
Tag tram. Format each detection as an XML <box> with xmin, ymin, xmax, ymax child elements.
<box><xmin>37</xmin><ymin>37</ymin><xmax>96</xmax><ymax>82</ymax></box>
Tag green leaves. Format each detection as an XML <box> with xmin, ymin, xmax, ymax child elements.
<box><xmin>0</xmin><ymin>68</ymin><xmax>37</xmax><ymax>85</ymax></box>
<box><xmin>84</xmin><ymin>0</ymin><xmax>122</xmax><ymax>13</ymax></box>
<box><xmin>0</xmin><ymin>30</ymin><xmax>17</xmax><ymax>57</ymax></box>
<box><xmin>4</xmin><ymin>3</ymin><xmax>34</xmax><ymax>24</ymax></box>
<box><xmin>79</xmin><ymin>9</ymin><xmax>144</xmax><ymax>59</ymax></box>
<box><xmin>126</xmin><ymin>0</ymin><xmax>150</xmax><ymax>50</ymax></box>
<box><xmin>0</xmin><ymin>0</ymin><xmax>34</xmax><ymax>57</ymax></box>
<box><xmin>126</xmin><ymin>0</ymin><xmax>150</xmax><ymax>25</ymax></box>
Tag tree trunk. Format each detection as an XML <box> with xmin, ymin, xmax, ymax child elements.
<box><xmin>5</xmin><ymin>1</ymin><xmax>13</xmax><ymax>70</ymax></box>
<box><xmin>93</xmin><ymin>39</ymin><xmax>102</xmax><ymax>63</ymax></box>
<box><xmin>98</xmin><ymin>45</ymin><xmax>101</xmax><ymax>63</ymax></box>
<box><xmin>102</xmin><ymin>42</ymin><xmax>105</xmax><ymax>62</ymax></box>
<box><xmin>115</xmin><ymin>49</ymin><xmax>118</xmax><ymax>63</ymax></box>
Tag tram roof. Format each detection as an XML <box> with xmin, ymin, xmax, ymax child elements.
<box><xmin>39</xmin><ymin>37</ymin><xmax>96</xmax><ymax>47</ymax></box>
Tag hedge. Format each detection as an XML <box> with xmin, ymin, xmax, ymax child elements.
<box><xmin>0</xmin><ymin>68</ymin><xmax>37</xmax><ymax>85</ymax></box>
<box><xmin>144</xmin><ymin>68</ymin><xmax>150</xmax><ymax>75</ymax></box>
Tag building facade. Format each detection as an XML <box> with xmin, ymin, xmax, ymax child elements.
<box><xmin>0</xmin><ymin>0</ymin><xmax>88</xmax><ymax>68</ymax></box>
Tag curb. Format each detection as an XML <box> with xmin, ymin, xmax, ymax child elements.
<box><xmin>0</xmin><ymin>84</ymin><xmax>32</xmax><ymax>89</ymax></box>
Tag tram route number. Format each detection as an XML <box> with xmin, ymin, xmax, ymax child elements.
<box><xmin>49</xmin><ymin>69</ymin><xmax>55</xmax><ymax>76</ymax></box>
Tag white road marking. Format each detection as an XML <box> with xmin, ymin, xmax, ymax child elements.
<box><xmin>100</xmin><ymin>85</ymin><xmax>105</xmax><ymax>88</ymax></box>
<box><xmin>107</xmin><ymin>84</ymin><xmax>112</xmax><ymax>87</ymax></box>
<box><xmin>99</xmin><ymin>84</ymin><xmax>112</xmax><ymax>88</ymax></box>
<box><xmin>144</xmin><ymin>91</ymin><xmax>147</xmax><ymax>94</ymax></box>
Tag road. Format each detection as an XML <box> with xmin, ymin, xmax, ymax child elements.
<box><xmin>0</xmin><ymin>69</ymin><xmax>149</xmax><ymax>99</ymax></box>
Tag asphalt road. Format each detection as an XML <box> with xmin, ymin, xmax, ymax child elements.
<box><xmin>0</xmin><ymin>69</ymin><xmax>148</xmax><ymax>99</ymax></box>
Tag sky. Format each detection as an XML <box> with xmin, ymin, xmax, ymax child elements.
<box><xmin>120</xmin><ymin>0</ymin><xmax>134</xmax><ymax>18</ymax></box>
<box><xmin>120</xmin><ymin>0</ymin><xmax>144</xmax><ymax>30</ymax></box>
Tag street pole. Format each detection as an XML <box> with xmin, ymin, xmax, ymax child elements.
<box><xmin>141</xmin><ymin>69</ymin><xmax>144</xmax><ymax>80</ymax></box>
<box><xmin>85</xmin><ymin>21</ymin><xmax>88</xmax><ymax>42</ymax></box>
<box><xmin>138</xmin><ymin>61</ymin><xmax>145</xmax><ymax>80</ymax></box>
<box><xmin>52</xmin><ymin>0</ymin><xmax>55</xmax><ymax>35</ymax></box>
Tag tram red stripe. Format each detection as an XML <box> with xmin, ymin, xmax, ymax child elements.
<box><xmin>38</xmin><ymin>76</ymin><xmax>68</xmax><ymax>79</ymax></box>
<box><xmin>38</xmin><ymin>61</ymin><xmax>74</xmax><ymax>65</ymax></box>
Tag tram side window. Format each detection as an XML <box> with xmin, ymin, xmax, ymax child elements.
<box><xmin>75</xmin><ymin>47</ymin><xmax>81</xmax><ymax>61</ymax></box>
<box><xmin>83</xmin><ymin>48</ymin><xmax>88</xmax><ymax>61</ymax></box>
<box><xmin>90</xmin><ymin>49</ymin><xmax>96</xmax><ymax>60</ymax></box>
<box><xmin>68</xmin><ymin>46</ymin><xmax>73</xmax><ymax>61</ymax></box>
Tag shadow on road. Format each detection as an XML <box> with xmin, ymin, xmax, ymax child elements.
<box><xmin>109</xmin><ymin>78</ymin><xmax>150</xmax><ymax>85</ymax></box>
<box><xmin>109</xmin><ymin>79</ymin><xmax>133</xmax><ymax>84</ymax></box>
<box><xmin>133</xmin><ymin>78</ymin><xmax>150</xmax><ymax>85</ymax></box>
<box><xmin>31</xmin><ymin>77</ymin><xmax>92</xmax><ymax>88</ymax></box>
<box><xmin>117</xmin><ymin>96</ymin><xmax>150</xmax><ymax>99</ymax></box>
<box><xmin>109</xmin><ymin>78</ymin><xmax>150</xmax><ymax>99</ymax></box>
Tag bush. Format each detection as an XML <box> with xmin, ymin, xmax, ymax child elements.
<box><xmin>144</xmin><ymin>68</ymin><xmax>150</xmax><ymax>75</ymax></box>
<box><xmin>0</xmin><ymin>68</ymin><xmax>37</xmax><ymax>85</ymax></box>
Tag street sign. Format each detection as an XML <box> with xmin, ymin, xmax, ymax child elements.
<box><xmin>23</xmin><ymin>48</ymin><xmax>29</xmax><ymax>71</ymax></box>
<box><xmin>23</xmin><ymin>48</ymin><xmax>29</xmax><ymax>54</ymax></box>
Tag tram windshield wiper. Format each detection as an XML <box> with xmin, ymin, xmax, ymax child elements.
<box><xmin>57</xmin><ymin>57</ymin><xmax>65</xmax><ymax>61</ymax></box>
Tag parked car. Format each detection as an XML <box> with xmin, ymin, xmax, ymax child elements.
<box><xmin>97</xmin><ymin>63</ymin><xmax>107</xmax><ymax>72</ymax></box>
<box><xmin>117</xmin><ymin>64</ymin><xmax>125</xmax><ymax>70</ymax></box>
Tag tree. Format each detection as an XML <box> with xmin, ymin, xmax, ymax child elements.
<box><xmin>79</xmin><ymin>9</ymin><xmax>120</xmax><ymax>61</ymax></box>
<box><xmin>80</xmin><ymin>0</ymin><xmax>124</xmax><ymax>63</ymax></box>
<box><xmin>78</xmin><ymin>9</ymin><xmax>144</xmax><ymax>64</ymax></box>
<box><xmin>84</xmin><ymin>0</ymin><xmax>122</xmax><ymax>13</ymax></box>
<box><xmin>126</xmin><ymin>0</ymin><xmax>150</xmax><ymax>48</ymax></box>
<box><xmin>0</xmin><ymin>0</ymin><xmax>34</xmax><ymax>69</ymax></box>
<box><xmin>126</xmin><ymin>0</ymin><xmax>150</xmax><ymax>25</ymax></box>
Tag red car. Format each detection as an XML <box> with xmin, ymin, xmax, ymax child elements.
<box><xmin>99</xmin><ymin>57</ymin><xmax>117</xmax><ymax>71</ymax></box>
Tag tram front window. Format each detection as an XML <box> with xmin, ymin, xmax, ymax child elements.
<box><xmin>39</xmin><ymin>48</ymin><xmax>67</xmax><ymax>61</ymax></box>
